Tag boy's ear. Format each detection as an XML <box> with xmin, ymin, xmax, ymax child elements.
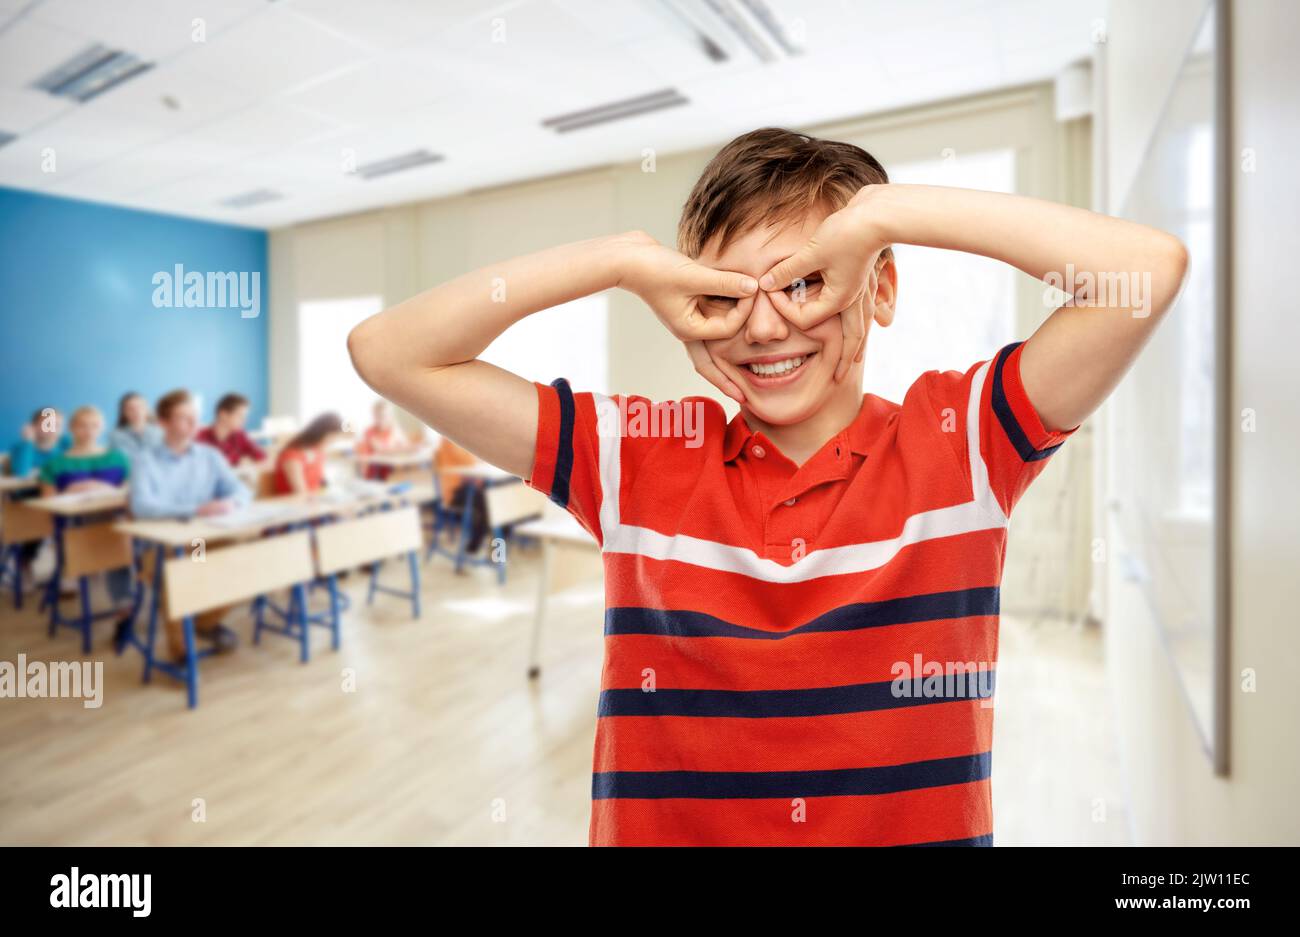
<box><xmin>871</xmin><ymin>253</ymin><xmax>898</xmax><ymax>327</ymax></box>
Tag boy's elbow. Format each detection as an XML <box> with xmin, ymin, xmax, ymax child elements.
<box><xmin>347</xmin><ymin>318</ymin><xmax>383</xmax><ymax>387</ymax></box>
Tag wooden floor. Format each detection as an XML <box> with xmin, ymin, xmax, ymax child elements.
<box><xmin>0</xmin><ymin>549</ymin><xmax>1128</xmax><ymax>845</ymax></box>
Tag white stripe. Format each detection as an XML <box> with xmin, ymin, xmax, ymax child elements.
<box><xmin>591</xmin><ymin>365</ymin><xmax>1004</xmax><ymax>585</ymax></box>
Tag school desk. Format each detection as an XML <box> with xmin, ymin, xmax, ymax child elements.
<box><xmin>26</xmin><ymin>489</ymin><xmax>131</xmax><ymax>652</ymax></box>
<box><xmin>429</xmin><ymin>463</ymin><xmax>533</xmax><ymax>578</ymax></box>
<box><xmin>513</xmin><ymin>514</ymin><xmax>601</xmax><ymax>679</ymax></box>
<box><xmin>114</xmin><ymin>485</ymin><xmax>433</xmax><ymax>708</ymax></box>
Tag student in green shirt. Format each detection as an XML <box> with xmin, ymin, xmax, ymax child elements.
<box><xmin>39</xmin><ymin>406</ymin><xmax>134</xmax><ymax>631</ymax></box>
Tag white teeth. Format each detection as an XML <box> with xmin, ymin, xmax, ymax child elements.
<box><xmin>747</xmin><ymin>355</ymin><xmax>806</xmax><ymax>376</ymax></box>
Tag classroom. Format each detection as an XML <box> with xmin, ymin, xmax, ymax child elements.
<box><xmin>0</xmin><ymin>0</ymin><xmax>1297</xmax><ymax>866</ymax></box>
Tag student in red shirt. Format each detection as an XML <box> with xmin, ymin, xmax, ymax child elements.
<box><xmin>273</xmin><ymin>413</ymin><xmax>343</xmax><ymax>495</ymax></box>
<box><xmin>347</xmin><ymin>128</ymin><xmax>1188</xmax><ymax>846</ymax></box>
<box><xmin>196</xmin><ymin>393</ymin><xmax>266</xmax><ymax>467</ymax></box>
<box><xmin>355</xmin><ymin>399</ymin><xmax>416</xmax><ymax>481</ymax></box>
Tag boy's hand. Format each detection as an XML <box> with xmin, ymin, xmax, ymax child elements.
<box><xmin>758</xmin><ymin>186</ymin><xmax>889</xmax><ymax>381</ymax></box>
<box><xmin>618</xmin><ymin>236</ymin><xmax>757</xmax><ymax>342</ymax></box>
<box><xmin>685</xmin><ymin>340</ymin><xmax>746</xmax><ymax>404</ymax></box>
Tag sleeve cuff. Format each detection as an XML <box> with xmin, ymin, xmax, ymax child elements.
<box><xmin>528</xmin><ymin>378</ymin><xmax>574</xmax><ymax>508</ymax></box>
<box><xmin>991</xmin><ymin>342</ymin><xmax>1075</xmax><ymax>460</ymax></box>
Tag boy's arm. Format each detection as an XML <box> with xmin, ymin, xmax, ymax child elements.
<box><xmin>347</xmin><ymin>232</ymin><xmax>754</xmax><ymax>478</ymax></box>
<box><xmin>762</xmin><ymin>184</ymin><xmax>1189</xmax><ymax>432</ymax></box>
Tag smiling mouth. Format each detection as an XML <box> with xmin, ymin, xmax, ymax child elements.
<box><xmin>739</xmin><ymin>352</ymin><xmax>816</xmax><ymax>386</ymax></box>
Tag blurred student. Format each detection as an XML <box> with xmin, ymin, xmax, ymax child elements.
<box><xmin>435</xmin><ymin>436</ymin><xmax>489</xmax><ymax>555</ymax></box>
<box><xmin>273</xmin><ymin>413</ymin><xmax>344</xmax><ymax>495</ymax></box>
<box><xmin>107</xmin><ymin>392</ymin><xmax>162</xmax><ymax>459</ymax></box>
<box><xmin>38</xmin><ymin>406</ymin><xmax>130</xmax><ymax>495</ymax></box>
<box><xmin>39</xmin><ymin>405</ymin><xmax>134</xmax><ymax>623</ymax></box>
<box><xmin>196</xmin><ymin>392</ymin><xmax>266</xmax><ymax>467</ymax></box>
<box><xmin>130</xmin><ymin>389</ymin><xmax>251</xmax><ymax>660</ymax></box>
<box><xmin>4</xmin><ymin>407</ymin><xmax>68</xmax><ymax>584</ymax></box>
<box><xmin>7</xmin><ymin>407</ymin><xmax>69</xmax><ymax>477</ymax></box>
<box><xmin>355</xmin><ymin>399</ymin><xmax>415</xmax><ymax>480</ymax></box>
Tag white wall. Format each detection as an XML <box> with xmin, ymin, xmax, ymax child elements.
<box><xmin>1102</xmin><ymin>0</ymin><xmax>1300</xmax><ymax>843</ymax></box>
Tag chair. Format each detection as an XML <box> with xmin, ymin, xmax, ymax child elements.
<box><xmin>52</xmin><ymin>523</ymin><xmax>132</xmax><ymax>652</ymax></box>
<box><xmin>483</xmin><ymin>483</ymin><xmax>546</xmax><ymax>584</ymax></box>
<box><xmin>0</xmin><ymin>499</ymin><xmax>52</xmax><ymax>609</ymax></box>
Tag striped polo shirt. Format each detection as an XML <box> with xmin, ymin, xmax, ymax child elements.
<box><xmin>527</xmin><ymin>341</ymin><xmax>1074</xmax><ymax>846</ymax></box>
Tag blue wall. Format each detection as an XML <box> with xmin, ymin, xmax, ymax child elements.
<box><xmin>0</xmin><ymin>187</ymin><xmax>267</xmax><ymax>451</ymax></box>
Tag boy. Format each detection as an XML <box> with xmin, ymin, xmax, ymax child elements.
<box><xmin>8</xmin><ymin>407</ymin><xmax>69</xmax><ymax>478</ymax></box>
<box><xmin>196</xmin><ymin>392</ymin><xmax>266</xmax><ymax>467</ymax></box>
<box><xmin>347</xmin><ymin>128</ymin><xmax>1187</xmax><ymax>846</ymax></box>
<box><xmin>130</xmin><ymin>389</ymin><xmax>251</xmax><ymax>660</ymax></box>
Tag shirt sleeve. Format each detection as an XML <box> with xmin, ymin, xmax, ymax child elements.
<box><xmin>211</xmin><ymin>448</ymin><xmax>252</xmax><ymax>506</ymax></box>
<box><xmin>919</xmin><ymin>341</ymin><xmax>1077</xmax><ymax>517</ymax></box>
<box><xmin>240</xmin><ymin>432</ymin><xmax>265</xmax><ymax>462</ymax></box>
<box><xmin>528</xmin><ymin>378</ymin><xmax>682</xmax><ymax>546</ymax></box>
<box><xmin>9</xmin><ymin>441</ymin><xmax>34</xmax><ymax>478</ymax></box>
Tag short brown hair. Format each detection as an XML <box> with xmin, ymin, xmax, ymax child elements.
<box><xmin>215</xmin><ymin>392</ymin><xmax>250</xmax><ymax>415</ymax></box>
<box><xmin>677</xmin><ymin>127</ymin><xmax>891</xmax><ymax>259</ymax></box>
<box><xmin>156</xmin><ymin>389</ymin><xmax>193</xmax><ymax>420</ymax></box>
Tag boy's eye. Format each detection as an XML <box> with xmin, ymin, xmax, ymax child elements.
<box><xmin>702</xmin><ymin>295</ymin><xmax>737</xmax><ymax>309</ymax></box>
<box><xmin>787</xmin><ymin>277</ymin><xmax>823</xmax><ymax>296</ymax></box>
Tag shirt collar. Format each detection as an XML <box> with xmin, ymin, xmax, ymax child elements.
<box><xmin>723</xmin><ymin>396</ymin><xmax>878</xmax><ymax>464</ymax></box>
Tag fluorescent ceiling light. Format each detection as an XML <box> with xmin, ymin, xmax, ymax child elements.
<box><xmin>32</xmin><ymin>43</ymin><xmax>154</xmax><ymax>103</ymax></box>
<box><xmin>542</xmin><ymin>88</ymin><xmax>689</xmax><ymax>133</ymax></box>
<box><xmin>355</xmin><ymin>148</ymin><xmax>445</xmax><ymax>180</ymax></box>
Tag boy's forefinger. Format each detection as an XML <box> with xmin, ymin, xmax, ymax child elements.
<box><xmin>758</xmin><ymin>247</ymin><xmax>818</xmax><ymax>292</ymax></box>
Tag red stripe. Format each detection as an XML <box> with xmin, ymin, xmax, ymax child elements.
<box><xmin>593</xmin><ymin>698</ymin><xmax>994</xmax><ymax>772</ymax></box>
<box><xmin>589</xmin><ymin>779</ymin><xmax>992</xmax><ymax>846</ymax></box>
<box><xmin>600</xmin><ymin>618</ymin><xmax>998</xmax><ymax>690</ymax></box>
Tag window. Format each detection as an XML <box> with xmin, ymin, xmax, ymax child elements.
<box><xmin>479</xmin><ymin>293</ymin><xmax>609</xmax><ymax>394</ymax></box>
<box><xmin>298</xmin><ymin>295</ymin><xmax>385</xmax><ymax>433</ymax></box>
<box><xmin>863</xmin><ymin>148</ymin><xmax>1018</xmax><ymax>402</ymax></box>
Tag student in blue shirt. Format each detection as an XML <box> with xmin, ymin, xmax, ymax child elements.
<box><xmin>8</xmin><ymin>407</ymin><xmax>70</xmax><ymax>477</ymax></box>
<box><xmin>5</xmin><ymin>407</ymin><xmax>70</xmax><ymax>578</ymax></box>
<box><xmin>127</xmin><ymin>389</ymin><xmax>251</xmax><ymax>661</ymax></box>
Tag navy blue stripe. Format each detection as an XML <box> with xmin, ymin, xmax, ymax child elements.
<box><xmin>592</xmin><ymin>751</ymin><xmax>991</xmax><ymax>800</ymax></box>
<box><xmin>598</xmin><ymin>671</ymin><xmax>995</xmax><ymax>718</ymax></box>
<box><xmin>605</xmin><ymin>586</ymin><xmax>1000</xmax><ymax>640</ymax></box>
<box><xmin>990</xmin><ymin>341</ymin><xmax>1061</xmax><ymax>463</ymax></box>
<box><xmin>905</xmin><ymin>833</ymin><xmax>994</xmax><ymax>847</ymax></box>
<box><xmin>548</xmin><ymin>377</ymin><xmax>575</xmax><ymax>509</ymax></box>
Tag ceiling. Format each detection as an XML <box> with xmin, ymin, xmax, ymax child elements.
<box><xmin>0</xmin><ymin>0</ymin><xmax>1104</xmax><ymax>229</ymax></box>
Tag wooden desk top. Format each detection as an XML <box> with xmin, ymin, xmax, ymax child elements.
<box><xmin>0</xmin><ymin>476</ymin><xmax>40</xmax><ymax>495</ymax></box>
<box><xmin>515</xmin><ymin>515</ymin><xmax>597</xmax><ymax>547</ymax></box>
<box><xmin>355</xmin><ymin>449</ymin><xmax>434</xmax><ymax>469</ymax></box>
<box><xmin>442</xmin><ymin>463</ymin><xmax>517</xmax><ymax>481</ymax></box>
<box><xmin>26</xmin><ymin>489</ymin><xmax>128</xmax><ymax>516</ymax></box>
<box><xmin>115</xmin><ymin>483</ymin><xmax>435</xmax><ymax>547</ymax></box>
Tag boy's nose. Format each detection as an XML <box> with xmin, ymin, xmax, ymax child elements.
<box><xmin>742</xmin><ymin>290</ymin><xmax>791</xmax><ymax>344</ymax></box>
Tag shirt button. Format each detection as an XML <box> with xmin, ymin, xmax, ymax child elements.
<box><xmin>784</xmin><ymin>497</ymin><xmax>797</xmax><ymax>507</ymax></box>
<box><xmin>751</xmin><ymin>445</ymin><xmax>766</xmax><ymax>459</ymax></box>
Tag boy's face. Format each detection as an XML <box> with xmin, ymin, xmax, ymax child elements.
<box><xmin>697</xmin><ymin>209</ymin><xmax>868</xmax><ymax>427</ymax></box>
<box><xmin>163</xmin><ymin>402</ymin><xmax>198</xmax><ymax>447</ymax></box>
